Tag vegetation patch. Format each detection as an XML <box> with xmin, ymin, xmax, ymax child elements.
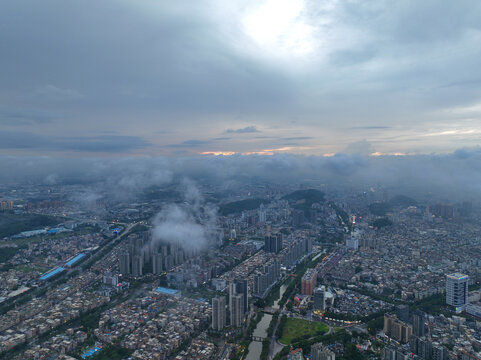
<box><xmin>0</xmin><ymin>213</ymin><xmax>60</xmax><ymax>239</ymax></box>
<box><xmin>283</xmin><ymin>189</ymin><xmax>325</xmax><ymax>214</ymax></box>
<box><xmin>279</xmin><ymin>318</ymin><xmax>328</xmax><ymax>345</ymax></box>
<box><xmin>219</xmin><ymin>198</ymin><xmax>269</xmax><ymax>216</ymax></box>
<box><xmin>372</xmin><ymin>217</ymin><xmax>393</xmax><ymax>228</ymax></box>
<box><xmin>368</xmin><ymin>195</ymin><xmax>417</xmax><ymax>216</ymax></box>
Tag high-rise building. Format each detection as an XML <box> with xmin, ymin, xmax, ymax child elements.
<box><xmin>446</xmin><ymin>273</ymin><xmax>469</xmax><ymax>311</ymax></box>
<box><xmin>313</xmin><ymin>286</ymin><xmax>326</xmax><ymax>311</ymax></box>
<box><xmin>382</xmin><ymin>346</ymin><xmax>396</xmax><ymax>360</ymax></box>
<box><xmin>292</xmin><ymin>209</ymin><xmax>306</xmax><ymax>227</ymax></box>
<box><xmin>396</xmin><ymin>304</ymin><xmax>410</xmax><ymax>323</ymax></box>
<box><xmin>311</xmin><ymin>342</ymin><xmax>335</xmax><ymax>360</ymax></box>
<box><xmin>119</xmin><ymin>252</ymin><xmax>130</xmax><ymax>275</ymax></box>
<box><xmin>345</xmin><ymin>236</ymin><xmax>359</xmax><ymax>250</ymax></box>
<box><xmin>432</xmin><ymin>344</ymin><xmax>447</xmax><ymax>360</ymax></box>
<box><xmin>230</xmin><ymin>294</ymin><xmax>244</xmax><ymax>327</ymax></box>
<box><xmin>431</xmin><ymin>203</ymin><xmax>454</xmax><ymax>219</ymax></box>
<box><xmin>132</xmin><ymin>255</ymin><xmax>143</xmax><ymax>277</ymax></box>
<box><xmin>0</xmin><ymin>200</ymin><xmax>13</xmax><ymax>210</ymax></box>
<box><xmin>253</xmin><ymin>259</ymin><xmax>280</xmax><ymax>297</ymax></box>
<box><xmin>212</xmin><ymin>296</ymin><xmax>226</xmax><ymax>330</ymax></box>
<box><xmin>259</xmin><ymin>203</ymin><xmax>266</xmax><ymax>223</ymax></box>
<box><xmin>235</xmin><ymin>279</ymin><xmax>249</xmax><ymax>315</ymax></box>
<box><xmin>228</xmin><ymin>282</ymin><xmax>236</xmax><ymax>309</ymax></box>
<box><xmin>264</xmin><ymin>234</ymin><xmax>283</xmax><ymax>254</ymax></box>
<box><xmin>301</xmin><ymin>268</ymin><xmax>317</xmax><ymax>295</ymax></box>
<box><xmin>412</xmin><ymin>309</ymin><xmax>425</xmax><ymax>337</ymax></box>
<box><xmin>152</xmin><ymin>253</ymin><xmax>163</xmax><ymax>274</ymax></box>
<box><xmin>384</xmin><ymin>314</ymin><xmax>412</xmax><ymax>343</ymax></box>
<box><xmin>103</xmin><ymin>271</ymin><xmax>119</xmax><ymax>286</ymax></box>
<box><xmin>410</xmin><ymin>336</ymin><xmax>434</xmax><ymax>359</ymax></box>
<box><xmin>306</xmin><ymin>237</ymin><xmax>313</xmax><ymax>254</ymax></box>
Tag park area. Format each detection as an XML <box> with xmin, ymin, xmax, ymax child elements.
<box><xmin>279</xmin><ymin>318</ymin><xmax>329</xmax><ymax>345</ymax></box>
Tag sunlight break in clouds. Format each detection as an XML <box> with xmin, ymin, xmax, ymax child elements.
<box><xmin>242</xmin><ymin>0</ymin><xmax>315</xmax><ymax>59</ymax></box>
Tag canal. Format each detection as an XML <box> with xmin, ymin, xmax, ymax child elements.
<box><xmin>245</xmin><ymin>284</ymin><xmax>287</xmax><ymax>360</ymax></box>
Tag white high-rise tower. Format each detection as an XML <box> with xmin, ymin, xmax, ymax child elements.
<box><xmin>446</xmin><ymin>273</ymin><xmax>469</xmax><ymax>312</ymax></box>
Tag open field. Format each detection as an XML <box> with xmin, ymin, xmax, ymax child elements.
<box><xmin>279</xmin><ymin>318</ymin><xmax>328</xmax><ymax>345</ymax></box>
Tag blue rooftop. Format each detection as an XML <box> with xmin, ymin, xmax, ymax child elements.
<box><xmin>81</xmin><ymin>346</ymin><xmax>102</xmax><ymax>359</ymax></box>
<box><xmin>65</xmin><ymin>253</ymin><xmax>86</xmax><ymax>266</ymax></box>
<box><xmin>39</xmin><ymin>267</ymin><xmax>65</xmax><ymax>280</ymax></box>
<box><xmin>154</xmin><ymin>286</ymin><xmax>179</xmax><ymax>295</ymax></box>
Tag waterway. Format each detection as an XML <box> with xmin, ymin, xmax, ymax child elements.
<box><xmin>245</xmin><ymin>284</ymin><xmax>287</xmax><ymax>360</ymax></box>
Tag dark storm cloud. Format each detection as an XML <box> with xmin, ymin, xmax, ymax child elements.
<box><xmin>0</xmin><ymin>131</ymin><xmax>149</xmax><ymax>152</ymax></box>
<box><xmin>225</xmin><ymin>126</ymin><xmax>260</xmax><ymax>134</ymax></box>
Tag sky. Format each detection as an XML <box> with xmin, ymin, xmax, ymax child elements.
<box><xmin>1</xmin><ymin>0</ymin><xmax>481</xmax><ymax>157</ymax></box>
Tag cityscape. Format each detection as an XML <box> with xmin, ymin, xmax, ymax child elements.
<box><xmin>1</xmin><ymin>182</ymin><xmax>481</xmax><ymax>360</ymax></box>
<box><xmin>1</xmin><ymin>1</ymin><xmax>481</xmax><ymax>360</ymax></box>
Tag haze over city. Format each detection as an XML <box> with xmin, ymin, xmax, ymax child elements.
<box><xmin>1</xmin><ymin>2</ymin><xmax>481</xmax><ymax>360</ymax></box>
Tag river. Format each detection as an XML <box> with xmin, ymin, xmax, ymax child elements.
<box><xmin>245</xmin><ymin>284</ymin><xmax>287</xmax><ymax>360</ymax></box>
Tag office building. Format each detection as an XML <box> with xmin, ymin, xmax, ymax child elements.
<box><xmin>446</xmin><ymin>273</ymin><xmax>469</xmax><ymax>311</ymax></box>
<box><xmin>212</xmin><ymin>296</ymin><xmax>226</xmax><ymax>330</ymax></box>
<box><xmin>311</xmin><ymin>342</ymin><xmax>335</xmax><ymax>360</ymax></box>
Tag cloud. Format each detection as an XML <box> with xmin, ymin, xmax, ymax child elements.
<box><xmin>351</xmin><ymin>126</ymin><xmax>392</xmax><ymax>130</ymax></box>
<box><xmin>0</xmin><ymin>131</ymin><xmax>149</xmax><ymax>152</ymax></box>
<box><xmin>342</xmin><ymin>140</ymin><xmax>375</xmax><ymax>156</ymax></box>
<box><xmin>168</xmin><ymin>139</ymin><xmax>212</xmax><ymax>148</ymax></box>
<box><xmin>212</xmin><ymin>137</ymin><xmax>231</xmax><ymax>141</ymax></box>
<box><xmin>282</xmin><ymin>136</ymin><xmax>313</xmax><ymax>141</ymax></box>
<box><xmin>225</xmin><ymin>126</ymin><xmax>260</xmax><ymax>133</ymax></box>
<box><xmin>0</xmin><ymin>1</ymin><xmax>480</xmax><ymax>155</ymax></box>
<box><xmin>35</xmin><ymin>84</ymin><xmax>83</xmax><ymax>101</ymax></box>
<box><xmin>150</xmin><ymin>179</ymin><xmax>219</xmax><ymax>251</ymax></box>
<box><xmin>0</xmin><ymin>108</ymin><xmax>60</xmax><ymax>125</ymax></box>
<box><xmin>3</xmin><ymin>148</ymin><xmax>481</xmax><ymax>202</ymax></box>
